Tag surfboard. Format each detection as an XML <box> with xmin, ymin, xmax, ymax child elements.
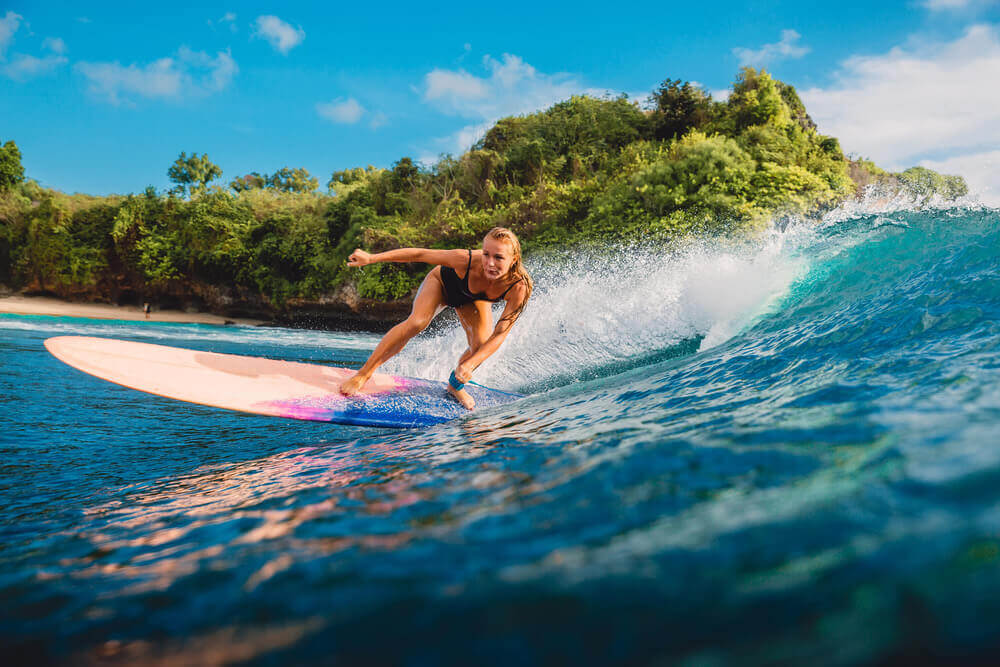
<box><xmin>44</xmin><ymin>336</ymin><xmax>523</xmax><ymax>428</ymax></box>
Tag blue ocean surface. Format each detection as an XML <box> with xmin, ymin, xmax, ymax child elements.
<box><xmin>3</xmin><ymin>205</ymin><xmax>1000</xmax><ymax>664</ymax></box>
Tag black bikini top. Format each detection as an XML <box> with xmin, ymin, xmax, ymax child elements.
<box><xmin>441</xmin><ymin>249</ymin><xmax>522</xmax><ymax>306</ymax></box>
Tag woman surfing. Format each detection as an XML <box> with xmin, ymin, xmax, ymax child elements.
<box><xmin>340</xmin><ymin>227</ymin><xmax>533</xmax><ymax>410</ymax></box>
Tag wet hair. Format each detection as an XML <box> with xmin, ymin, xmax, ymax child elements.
<box><xmin>484</xmin><ymin>226</ymin><xmax>533</xmax><ymax>324</ymax></box>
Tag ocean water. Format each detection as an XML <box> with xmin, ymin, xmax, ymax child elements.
<box><xmin>3</xmin><ymin>203</ymin><xmax>1000</xmax><ymax>664</ymax></box>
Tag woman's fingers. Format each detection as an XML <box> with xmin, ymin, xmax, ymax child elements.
<box><xmin>346</xmin><ymin>249</ymin><xmax>368</xmax><ymax>267</ymax></box>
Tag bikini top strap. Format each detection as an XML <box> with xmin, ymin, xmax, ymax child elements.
<box><xmin>464</xmin><ymin>249</ymin><xmax>473</xmax><ymax>282</ymax></box>
<box><xmin>498</xmin><ymin>276</ymin><xmax>524</xmax><ymax>300</ymax></box>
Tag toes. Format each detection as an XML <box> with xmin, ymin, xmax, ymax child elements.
<box><xmin>340</xmin><ymin>375</ymin><xmax>365</xmax><ymax>395</ymax></box>
<box><xmin>447</xmin><ymin>386</ymin><xmax>475</xmax><ymax>410</ymax></box>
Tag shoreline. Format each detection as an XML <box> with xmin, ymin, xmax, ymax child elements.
<box><xmin>0</xmin><ymin>295</ymin><xmax>267</xmax><ymax>327</ymax></box>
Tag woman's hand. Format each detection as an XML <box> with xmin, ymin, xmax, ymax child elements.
<box><xmin>346</xmin><ymin>249</ymin><xmax>373</xmax><ymax>268</ymax></box>
<box><xmin>454</xmin><ymin>363</ymin><xmax>474</xmax><ymax>385</ymax></box>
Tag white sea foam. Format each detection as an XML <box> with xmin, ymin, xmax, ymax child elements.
<box><xmin>0</xmin><ymin>316</ymin><xmax>379</xmax><ymax>351</ymax></box>
<box><xmin>820</xmin><ymin>182</ymin><xmax>988</xmax><ymax>226</ymax></box>
<box><xmin>385</xmin><ymin>230</ymin><xmax>809</xmax><ymax>390</ymax></box>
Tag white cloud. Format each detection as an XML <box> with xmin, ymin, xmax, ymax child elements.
<box><xmin>0</xmin><ymin>11</ymin><xmax>23</xmax><ymax>57</ymax></box>
<box><xmin>317</xmin><ymin>98</ymin><xmax>387</xmax><ymax>129</ymax></box>
<box><xmin>77</xmin><ymin>58</ymin><xmax>182</xmax><ymax>102</ymax></box>
<box><xmin>254</xmin><ymin>15</ymin><xmax>304</xmax><ymax>54</ymax></box>
<box><xmin>0</xmin><ymin>14</ymin><xmax>72</xmax><ymax>81</ymax></box>
<box><xmin>733</xmin><ymin>29</ymin><xmax>810</xmax><ymax>67</ymax></box>
<box><xmin>3</xmin><ymin>52</ymin><xmax>67</xmax><ymax>80</ymax></box>
<box><xmin>42</xmin><ymin>37</ymin><xmax>66</xmax><ymax>54</ymax></box>
<box><xmin>76</xmin><ymin>48</ymin><xmax>237</xmax><ymax>105</ymax></box>
<box><xmin>1</xmin><ymin>29</ymin><xmax>69</xmax><ymax>80</ymax></box>
<box><xmin>210</xmin><ymin>12</ymin><xmax>237</xmax><ymax>32</ymax></box>
<box><xmin>178</xmin><ymin>46</ymin><xmax>236</xmax><ymax>91</ymax></box>
<box><xmin>801</xmin><ymin>24</ymin><xmax>1000</xmax><ymax>203</ymax></box>
<box><xmin>421</xmin><ymin>53</ymin><xmax>612</xmax><ymax>153</ymax></box>
<box><xmin>685</xmin><ymin>79</ymin><xmax>730</xmax><ymax>103</ymax></box>
<box><xmin>369</xmin><ymin>111</ymin><xmax>388</xmax><ymax>130</ymax></box>
<box><xmin>316</xmin><ymin>97</ymin><xmax>365</xmax><ymax>124</ymax></box>
<box><xmin>424</xmin><ymin>69</ymin><xmax>489</xmax><ymax>102</ymax></box>
<box><xmin>452</xmin><ymin>121</ymin><xmax>493</xmax><ymax>152</ymax></box>
<box><xmin>923</xmin><ymin>0</ymin><xmax>975</xmax><ymax>10</ymax></box>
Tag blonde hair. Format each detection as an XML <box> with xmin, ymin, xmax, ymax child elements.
<box><xmin>485</xmin><ymin>226</ymin><xmax>533</xmax><ymax>324</ymax></box>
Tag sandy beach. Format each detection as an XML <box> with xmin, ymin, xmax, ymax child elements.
<box><xmin>0</xmin><ymin>295</ymin><xmax>266</xmax><ymax>326</ymax></box>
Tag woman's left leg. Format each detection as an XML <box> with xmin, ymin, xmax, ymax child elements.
<box><xmin>340</xmin><ymin>269</ymin><xmax>447</xmax><ymax>395</ymax></box>
<box><xmin>448</xmin><ymin>300</ymin><xmax>494</xmax><ymax>409</ymax></box>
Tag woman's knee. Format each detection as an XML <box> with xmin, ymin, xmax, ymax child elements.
<box><xmin>458</xmin><ymin>304</ymin><xmax>492</xmax><ymax>350</ymax></box>
<box><xmin>468</xmin><ymin>331</ymin><xmax>489</xmax><ymax>353</ymax></box>
<box><xmin>402</xmin><ymin>314</ymin><xmax>431</xmax><ymax>334</ymax></box>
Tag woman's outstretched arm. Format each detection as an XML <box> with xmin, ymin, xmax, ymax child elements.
<box><xmin>347</xmin><ymin>248</ymin><xmax>469</xmax><ymax>269</ymax></box>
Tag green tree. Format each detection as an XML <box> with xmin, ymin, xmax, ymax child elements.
<box><xmin>267</xmin><ymin>167</ymin><xmax>319</xmax><ymax>193</ymax></box>
<box><xmin>649</xmin><ymin>79</ymin><xmax>714</xmax><ymax>141</ymax></box>
<box><xmin>479</xmin><ymin>95</ymin><xmax>647</xmax><ymax>183</ymax></box>
<box><xmin>182</xmin><ymin>191</ymin><xmax>252</xmax><ymax>283</ymax></box>
<box><xmin>112</xmin><ymin>193</ymin><xmax>183</xmax><ymax>285</ymax></box>
<box><xmin>167</xmin><ymin>152</ymin><xmax>222</xmax><ymax>197</ymax></box>
<box><xmin>431</xmin><ymin>150</ymin><xmax>501</xmax><ymax>207</ymax></box>
<box><xmin>389</xmin><ymin>157</ymin><xmax>421</xmax><ymax>191</ymax></box>
<box><xmin>372</xmin><ymin>157</ymin><xmax>422</xmax><ymax>215</ymax></box>
<box><xmin>0</xmin><ymin>140</ymin><xmax>25</xmax><ymax>191</ymax></box>
<box><xmin>776</xmin><ymin>81</ymin><xmax>816</xmax><ymax>132</ymax></box>
<box><xmin>18</xmin><ymin>194</ymin><xmax>72</xmax><ymax>290</ymax></box>
<box><xmin>230</xmin><ymin>172</ymin><xmax>267</xmax><ymax>192</ymax></box>
<box><xmin>631</xmin><ymin>131</ymin><xmax>756</xmax><ymax>216</ymax></box>
<box><xmin>725</xmin><ymin>68</ymin><xmax>791</xmax><ymax>131</ymax></box>
<box><xmin>328</xmin><ymin>166</ymin><xmax>382</xmax><ymax>190</ymax></box>
<box><xmin>898</xmin><ymin>166</ymin><xmax>968</xmax><ymax>200</ymax></box>
<box><xmin>749</xmin><ymin>163</ymin><xmax>836</xmax><ymax>213</ymax></box>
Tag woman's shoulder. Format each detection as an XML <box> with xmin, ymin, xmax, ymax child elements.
<box><xmin>503</xmin><ymin>275</ymin><xmax>530</xmax><ymax>300</ymax></box>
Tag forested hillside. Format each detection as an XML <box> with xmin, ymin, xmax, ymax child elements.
<box><xmin>0</xmin><ymin>68</ymin><xmax>967</xmax><ymax>327</ymax></box>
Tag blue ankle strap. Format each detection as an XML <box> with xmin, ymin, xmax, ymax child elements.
<box><xmin>448</xmin><ymin>371</ymin><xmax>465</xmax><ymax>391</ymax></box>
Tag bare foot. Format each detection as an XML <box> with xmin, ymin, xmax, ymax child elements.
<box><xmin>340</xmin><ymin>372</ymin><xmax>370</xmax><ymax>396</ymax></box>
<box><xmin>447</xmin><ymin>384</ymin><xmax>476</xmax><ymax>410</ymax></box>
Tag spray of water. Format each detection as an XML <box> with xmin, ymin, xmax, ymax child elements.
<box><xmin>384</xmin><ymin>230</ymin><xmax>809</xmax><ymax>392</ymax></box>
<box><xmin>17</xmin><ymin>189</ymin><xmax>985</xmax><ymax>396</ymax></box>
<box><xmin>820</xmin><ymin>182</ymin><xmax>987</xmax><ymax>225</ymax></box>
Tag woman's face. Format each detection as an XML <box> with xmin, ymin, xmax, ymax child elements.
<box><xmin>481</xmin><ymin>237</ymin><xmax>515</xmax><ymax>280</ymax></box>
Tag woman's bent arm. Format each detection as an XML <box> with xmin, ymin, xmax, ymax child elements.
<box><xmin>454</xmin><ymin>283</ymin><xmax>529</xmax><ymax>381</ymax></box>
<box><xmin>348</xmin><ymin>248</ymin><xmax>468</xmax><ymax>269</ymax></box>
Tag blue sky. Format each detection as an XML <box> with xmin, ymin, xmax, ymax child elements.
<box><xmin>3</xmin><ymin>0</ymin><xmax>1000</xmax><ymax>201</ymax></box>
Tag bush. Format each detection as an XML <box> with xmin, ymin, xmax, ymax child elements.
<box><xmin>355</xmin><ymin>262</ymin><xmax>421</xmax><ymax>300</ymax></box>
<box><xmin>479</xmin><ymin>95</ymin><xmax>648</xmax><ymax>184</ymax></box>
<box><xmin>898</xmin><ymin>166</ymin><xmax>968</xmax><ymax>200</ymax></box>
<box><xmin>631</xmin><ymin>132</ymin><xmax>755</xmax><ymax>216</ymax></box>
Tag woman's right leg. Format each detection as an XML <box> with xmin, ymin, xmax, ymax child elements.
<box><xmin>340</xmin><ymin>268</ymin><xmax>446</xmax><ymax>395</ymax></box>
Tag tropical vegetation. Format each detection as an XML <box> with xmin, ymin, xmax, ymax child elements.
<box><xmin>0</xmin><ymin>68</ymin><xmax>968</xmax><ymax>325</ymax></box>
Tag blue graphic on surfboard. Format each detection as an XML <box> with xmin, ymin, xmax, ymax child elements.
<box><xmin>44</xmin><ymin>336</ymin><xmax>522</xmax><ymax>428</ymax></box>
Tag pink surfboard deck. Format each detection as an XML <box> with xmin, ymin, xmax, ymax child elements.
<box><xmin>44</xmin><ymin>336</ymin><xmax>522</xmax><ymax>428</ymax></box>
